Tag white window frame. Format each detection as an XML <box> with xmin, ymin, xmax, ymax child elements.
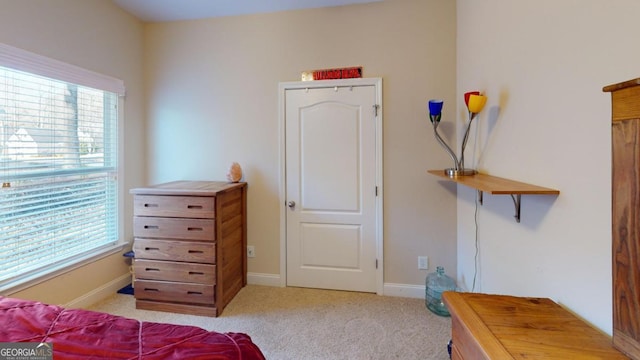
<box><xmin>0</xmin><ymin>43</ymin><xmax>126</xmax><ymax>293</ymax></box>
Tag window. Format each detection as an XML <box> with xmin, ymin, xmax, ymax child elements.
<box><xmin>0</xmin><ymin>44</ymin><xmax>125</xmax><ymax>291</ymax></box>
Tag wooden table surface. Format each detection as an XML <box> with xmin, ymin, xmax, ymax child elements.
<box><xmin>442</xmin><ymin>292</ymin><xmax>629</xmax><ymax>359</ymax></box>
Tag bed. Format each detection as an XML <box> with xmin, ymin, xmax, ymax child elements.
<box><xmin>0</xmin><ymin>296</ymin><xmax>266</xmax><ymax>359</ymax></box>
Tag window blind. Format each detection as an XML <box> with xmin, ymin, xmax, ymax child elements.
<box><xmin>0</xmin><ymin>43</ymin><xmax>125</xmax><ymax>96</ymax></box>
<box><xmin>0</xmin><ymin>44</ymin><xmax>122</xmax><ymax>289</ymax></box>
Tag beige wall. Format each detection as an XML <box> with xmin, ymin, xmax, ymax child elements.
<box><xmin>0</xmin><ymin>0</ymin><xmax>145</xmax><ymax>305</ymax></box>
<box><xmin>2</xmin><ymin>0</ymin><xmax>629</xmax><ymax>336</ymax></box>
<box><xmin>457</xmin><ymin>0</ymin><xmax>640</xmax><ymax>334</ymax></box>
<box><xmin>1</xmin><ymin>0</ymin><xmax>635</xmax><ymax>337</ymax></box>
<box><xmin>144</xmin><ymin>0</ymin><xmax>458</xmax><ymax>286</ymax></box>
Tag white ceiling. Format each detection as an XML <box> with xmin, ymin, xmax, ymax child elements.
<box><xmin>112</xmin><ymin>0</ymin><xmax>383</xmax><ymax>22</ymax></box>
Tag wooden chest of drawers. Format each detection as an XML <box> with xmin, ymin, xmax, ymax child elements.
<box><xmin>130</xmin><ymin>181</ymin><xmax>247</xmax><ymax>317</ymax></box>
<box><xmin>442</xmin><ymin>292</ymin><xmax>629</xmax><ymax>359</ymax></box>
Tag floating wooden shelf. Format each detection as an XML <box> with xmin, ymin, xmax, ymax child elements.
<box><xmin>427</xmin><ymin>170</ymin><xmax>559</xmax><ymax>222</ymax></box>
<box><xmin>427</xmin><ymin>170</ymin><xmax>560</xmax><ymax>195</ymax></box>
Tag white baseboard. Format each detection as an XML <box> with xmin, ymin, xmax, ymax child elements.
<box><xmin>247</xmin><ymin>272</ymin><xmax>282</xmax><ymax>287</ymax></box>
<box><xmin>383</xmin><ymin>283</ymin><xmax>425</xmax><ymax>299</ymax></box>
<box><xmin>65</xmin><ymin>273</ymin><xmax>131</xmax><ymax>309</ymax></box>
<box><xmin>246</xmin><ymin>273</ymin><xmax>425</xmax><ymax>300</ymax></box>
<box><xmin>64</xmin><ymin>274</ymin><xmax>425</xmax><ymax>310</ymax></box>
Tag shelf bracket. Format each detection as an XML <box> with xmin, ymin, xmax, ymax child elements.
<box><xmin>510</xmin><ymin>194</ymin><xmax>522</xmax><ymax>223</ymax></box>
<box><xmin>477</xmin><ymin>191</ymin><xmax>521</xmax><ymax>223</ymax></box>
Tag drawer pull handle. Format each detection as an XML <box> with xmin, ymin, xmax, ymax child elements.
<box><xmin>189</xmin><ymin>271</ymin><xmax>205</xmax><ymax>275</ymax></box>
<box><xmin>144</xmin><ymin>288</ymin><xmax>159</xmax><ymax>292</ymax></box>
<box><xmin>187</xmin><ymin>227</ymin><xmax>203</xmax><ymax>231</ymax></box>
<box><xmin>145</xmin><ymin>268</ymin><xmax>160</xmax><ymax>272</ymax></box>
<box><xmin>144</xmin><ymin>203</ymin><xmax>159</xmax><ymax>208</ymax></box>
<box><xmin>188</xmin><ymin>250</ymin><xmax>204</xmax><ymax>254</ymax></box>
<box><xmin>187</xmin><ymin>291</ymin><xmax>203</xmax><ymax>295</ymax></box>
<box><xmin>144</xmin><ymin>225</ymin><xmax>159</xmax><ymax>230</ymax></box>
<box><xmin>187</xmin><ymin>205</ymin><xmax>203</xmax><ymax>209</ymax></box>
<box><xmin>145</xmin><ymin>247</ymin><xmax>160</xmax><ymax>251</ymax></box>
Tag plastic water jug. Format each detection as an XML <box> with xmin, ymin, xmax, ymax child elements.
<box><xmin>425</xmin><ymin>266</ymin><xmax>456</xmax><ymax>316</ymax></box>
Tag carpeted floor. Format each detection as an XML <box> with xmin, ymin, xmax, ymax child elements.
<box><xmin>89</xmin><ymin>285</ymin><xmax>452</xmax><ymax>360</ymax></box>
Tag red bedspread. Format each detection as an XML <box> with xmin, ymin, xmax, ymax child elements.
<box><xmin>0</xmin><ymin>296</ymin><xmax>266</xmax><ymax>359</ymax></box>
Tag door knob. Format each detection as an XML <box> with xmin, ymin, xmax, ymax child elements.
<box><xmin>287</xmin><ymin>201</ymin><xmax>296</xmax><ymax>208</ymax></box>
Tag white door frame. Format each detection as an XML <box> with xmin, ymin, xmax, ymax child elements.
<box><xmin>278</xmin><ymin>77</ymin><xmax>383</xmax><ymax>295</ymax></box>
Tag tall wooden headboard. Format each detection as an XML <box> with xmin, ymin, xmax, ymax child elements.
<box><xmin>604</xmin><ymin>78</ymin><xmax>640</xmax><ymax>360</ymax></box>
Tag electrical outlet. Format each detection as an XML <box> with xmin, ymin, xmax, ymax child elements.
<box><xmin>418</xmin><ymin>256</ymin><xmax>428</xmax><ymax>270</ymax></box>
<box><xmin>247</xmin><ymin>245</ymin><xmax>255</xmax><ymax>258</ymax></box>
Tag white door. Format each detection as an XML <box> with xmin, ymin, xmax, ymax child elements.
<box><xmin>284</xmin><ymin>81</ymin><xmax>380</xmax><ymax>293</ymax></box>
